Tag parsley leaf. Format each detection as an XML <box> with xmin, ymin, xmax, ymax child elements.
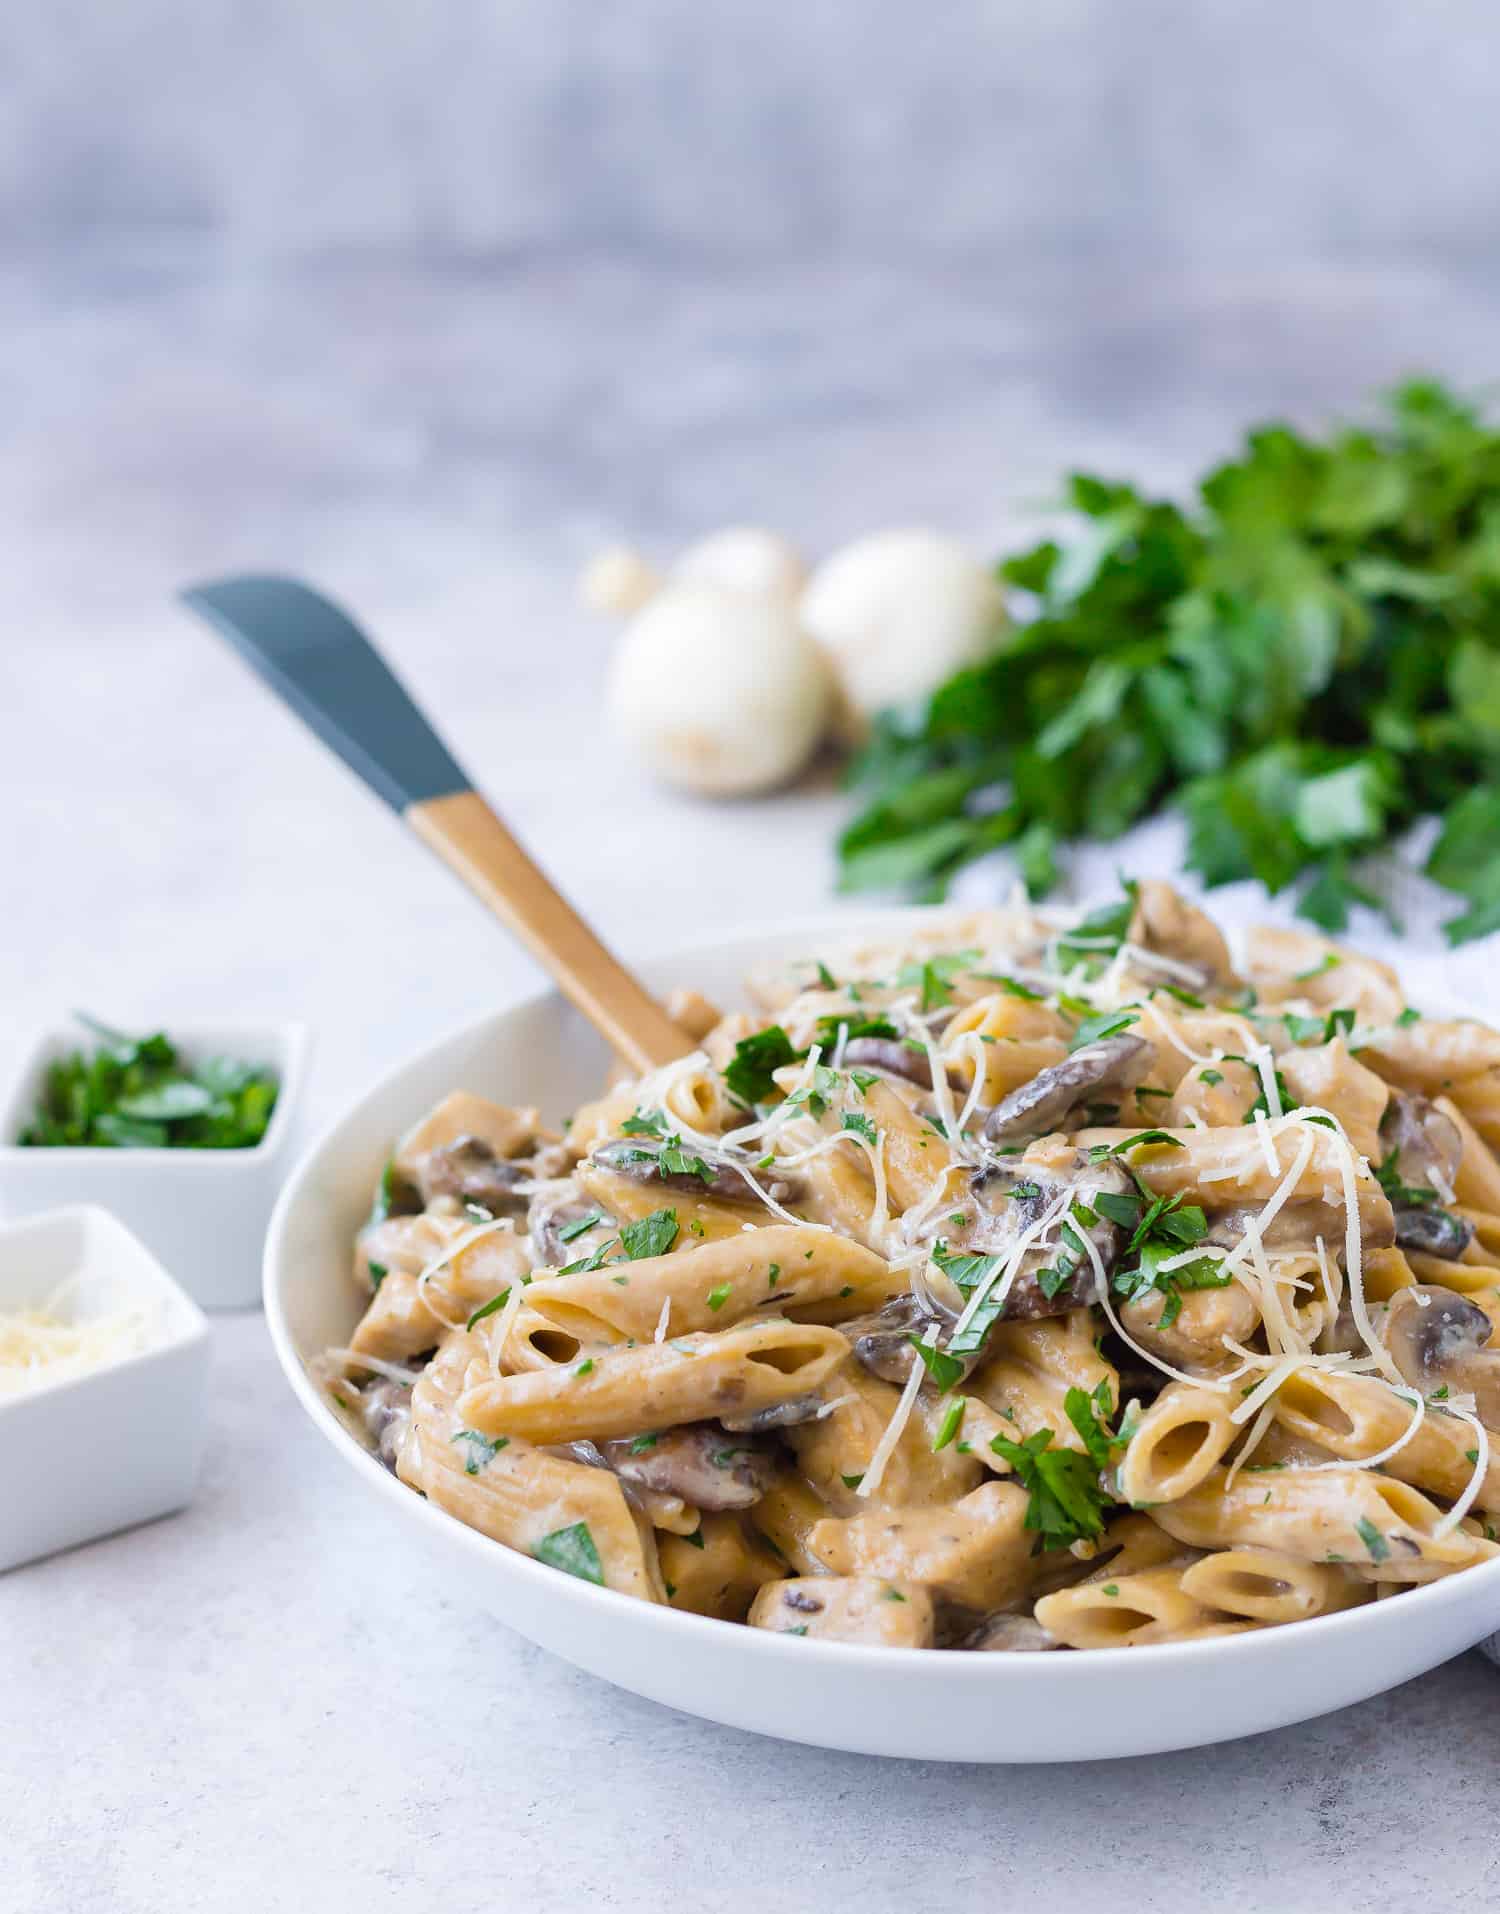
<box><xmin>532</xmin><ymin>1521</ymin><xmax>605</xmax><ymax>1584</ymax></box>
<box><xmin>618</xmin><ymin>1208</ymin><xmax>679</xmax><ymax>1261</ymax></box>
<box><xmin>907</xmin><ymin>1334</ymin><xmax>966</xmax><ymax>1393</ymax></box>
<box><xmin>452</xmin><ymin>1429</ymin><xmax>509</xmax><ymax>1475</ymax></box>
<box><xmin>724</xmin><ymin>1026</ymin><xmax>803</xmax><ymax>1106</ymax></box>
<box><xmin>1067</xmin><ymin>1007</ymin><xmax>1141</xmax><ymax>1051</ymax></box>
<box><xmin>989</xmin><ymin>1426</ymin><xmax>1111</xmax><ymax>1548</ymax></box>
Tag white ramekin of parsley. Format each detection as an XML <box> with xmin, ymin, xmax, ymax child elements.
<box><xmin>0</xmin><ymin>1015</ymin><xmax>311</xmax><ymax>1309</ymax></box>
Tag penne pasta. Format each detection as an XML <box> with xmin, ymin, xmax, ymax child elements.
<box><xmin>456</xmin><ymin>1319</ymin><xmax>849</xmax><ymax>1445</ymax></box>
<box><xmin>316</xmin><ymin>881</ymin><xmax>1500</xmax><ymax>1647</ymax></box>
<box><xmin>522</xmin><ymin>1225</ymin><xmax>891</xmax><ymax>1342</ymax></box>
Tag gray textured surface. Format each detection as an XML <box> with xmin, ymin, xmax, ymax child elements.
<box><xmin>5</xmin><ymin>2</ymin><xmax>1500</xmax><ymax>264</ymax></box>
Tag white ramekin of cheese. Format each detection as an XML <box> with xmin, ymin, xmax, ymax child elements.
<box><xmin>0</xmin><ymin>1204</ymin><xmax>210</xmax><ymax>1574</ymax></box>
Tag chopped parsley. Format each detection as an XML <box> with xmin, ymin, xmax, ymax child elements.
<box><xmin>724</xmin><ymin>1026</ymin><xmax>803</xmax><ymax>1106</ymax></box>
<box><xmin>907</xmin><ymin>1334</ymin><xmax>966</xmax><ymax>1393</ymax></box>
<box><xmin>812</xmin><ymin>1012</ymin><xmax>897</xmax><ymax>1050</ymax></box>
<box><xmin>785</xmin><ymin>1063</ymin><xmax>842</xmax><ymax>1120</ymax></box>
<box><xmin>620</xmin><ymin>1108</ymin><xmax>668</xmax><ymax>1136</ymax></box>
<box><xmin>1067</xmin><ymin>1007</ymin><xmax>1141</xmax><ymax>1051</ymax></box>
<box><xmin>1355</xmin><ymin>1516</ymin><xmax>1390</xmax><ymax>1563</ymax></box>
<box><xmin>930</xmin><ymin>1242</ymin><xmax>1005</xmax><ymax>1356</ymax></box>
<box><xmin>532</xmin><ymin>1521</ymin><xmax>605</xmax><ymax>1584</ymax></box>
<box><xmin>989</xmin><ymin>1425</ymin><xmax>1111</xmax><ymax>1548</ymax></box>
<box><xmin>1294</xmin><ymin>953</ymin><xmax>1341</xmax><ymax>981</ymax></box>
<box><xmin>465</xmin><ymin>1288</ymin><xmax>511</xmax><ymax>1330</ymax></box>
<box><xmin>706</xmin><ymin>1282</ymin><xmax>733</xmax><ymax>1312</ymax></box>
<box><xmin>659</xmin><ymin>1143</ymin><xmax>716</xmax><ymax>1183</ymax></box>
<box><xmin>1110</xmin><ymin>1194</ymin><xmax>1229</xmax><ymax>1328</ymax></box>
<box><xmin>574</xmin><ymin>1358</ymin><xmax>595</xmax><ymax>1377</ymax></box>
<box><xmin>558</xmin><ymin>1241</ymin><xmax>615</xmax><ymax>1275</ymax></box>
<box><xmin>1086</xmin><ymin>1129</ymin><xmax>1182</xmax><ymax>1160</ymax></box>
<box><xmin>1198</xmin><ymin>1068</ymin><xmax>1224</xmax><ymax>1087</ymax></box>
<box><xmin>815</xmin><ymin>960</ymin><xmax>839</xmax><ymax>990</ymax></box>
<box><xmin>840</xmin><ymin>1471</ymin><xmax>865</xmax><ymax>1490</ymax></box>
<box><xmin>452</xmin><ymin>1429</ymin><xmax>509</xmax><ymax>1475</ymax></box>
<box><xmin>1054</xmin><ymin>884</ymin><xmax>1138</xmax><ymax>980</ymax></box>
<box><xmin>619</xmin><ymin>1208</ymin><xmax>679</xmax><ymax>1260</ymax></box>
<box><xmin>1396</xmin><ymin>1007</ymin><xmax>1421</xmax><ymax>1027</ymax></box>
<box><xmin>895</xmin><ymin>949</ymin><xmax>979</xmax><ymax>1012</ymax></box>
<box><xmin>557</xmin><ymin>1209</ymin><xmax>605</xmax><ymax>1243</ymax></box>
<box><xmin>367</xmin><ymin>1260</ymin><xmax>388</xmax><ymax>1291</ymax></box>
<box><xmin>1243</xmin><ymin>1063</ymin><xmax>1293</xmax><ymax>1123</ymax></box>
<box><xmin>989</xmin><ymin>974</ymin><xmax>1044</xmax><ymax>1001</ymax></box>
<box><xmin>628</xmin><ymin>1432</ymin><xmax>659</xmax><ymax>1454</ymax></box>
<box><xmin>1063</xmin><ymin>1380</ymin><xmax>1120</xmax><ymax>1469</ymax></box>
<box><xmin>18</xmin><ymin>1013</ymin><xmax>281</xmax><ymax>1151</ymax></box>
<box><xmin>841</xmin><ymin>1111</ymin><xmax>879</xmax><ymax>1146</ymax></box>
<box><xmin>932</xmin><ymin>1397</ymin><xmax>967</xmax><ymax>1452</ymax></box>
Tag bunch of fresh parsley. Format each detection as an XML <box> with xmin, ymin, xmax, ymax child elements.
<box><xmin>838</xmin><ymin>379</ymin><xmax>1500</xmax><ymax>943</ymax></box>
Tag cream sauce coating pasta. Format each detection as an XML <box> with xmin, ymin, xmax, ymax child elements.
<box><xmin>315</xmin><ymin>883</ymin><xmax>1500</xmax><ymax>1648</ymax></box>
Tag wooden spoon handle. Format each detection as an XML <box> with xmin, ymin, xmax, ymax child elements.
<box><xmin>181</xmin><ymin>574</ymin><xmax>689</xmax><ymax>1075</ymax></box>
<box><xmin>406</xmin><ymin>790</ymin><xmax>688</xmax><ymax>1071</ymax></box>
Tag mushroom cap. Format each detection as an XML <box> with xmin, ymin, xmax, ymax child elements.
<box><xmin>673</xmin><ymin>527</ymin><xmax>808</xmax><ymax>605</ymax></box>
<box><xmin>800</xmin><ymin>528</ymin><xmax>1009</xmax><ymax>732</ymax></box>
<box><xmin>606</xmin><ymin>585</ymin><xmax>832</xmax><ymax>796</ymax></box>
<box><xmin>983</xmin><ymin>1034</ymin><xmax>1154</xmax><ymax>1145</ymax></box>
<box><xmin>1383</xmin><ymin>1284</ymin><xmax>1493</xmax><ymax>1385</ymax></box>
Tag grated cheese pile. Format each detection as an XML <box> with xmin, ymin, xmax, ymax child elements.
<box><xmin>0</xmin><ymin>1295</ymin><xmax>156</xmax><ymax>1396</ymax></box>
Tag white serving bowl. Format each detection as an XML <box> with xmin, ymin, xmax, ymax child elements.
<box><xmin>0</xmin><ymin>1021</ymin><xmax>311</xmax><ymax>1310</ymax></box>
<box><xmin>265</xmin><ymin>916</ymin><xmax>1500</xmax><ymax>1761</ymax></box>
<box><xmin>0</xmin><ymin>1204</ymin><xmax>210</xmax><ymax>1574</ymax></box>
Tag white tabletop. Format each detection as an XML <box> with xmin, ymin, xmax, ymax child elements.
<box><xmin>5</xmin><ymin>247</ymin><xmax>1499</xmax><ymax>1913</ymax></box>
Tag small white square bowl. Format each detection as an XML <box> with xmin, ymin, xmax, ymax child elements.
<box><xmin>0</xmin><ymin>1204</ymin><xmax>210</xmax><ymax>1574</ymax></box>
<box><xmin>0</xmin><ymin>1022</ymin><xmax>311</xmax><ymax>1310</ymax></box>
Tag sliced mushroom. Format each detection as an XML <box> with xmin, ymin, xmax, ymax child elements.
<box><xmin>528</xmin><ymin>1187</ymin><xmax>611</xmax><ymax>1266</ymax></box>
<box><xmin>1383</xmin><ymin>1285</ymin><xmax>1500</xmax><ymax>1424</ymax></box>
<box><xmin>1381</xmin><ymin>1092</ymin><xmax>1463</xmax><ymax>1194</ymax></box>
<box><xmin>1378</xmin><ymin>1093</ymin><xmax>1471</xmax><ymax>1259</ymax></box>
<box><xmin>840</xmin><ymin>1038</ymin><xmax>967</xmax><ymax>1096</ymax></box>
<box><xmin>419</xmin><ymin>1133</ymin><xmax>531</xmax><ymax>1213</ymax></box>
<box><xmin>938</xmin><ymin>1153</ymin><xmax>1135</xmax><ymax>1320</ymax></box>
<box><xmin>599</xmin><ymin>1423</ymin><xmax>775</xmax><ymax>1509</ymax></box>
<box><xmin>960</xmin><ymin>1613</ymin><xmax>1060</xmax><ymax>1652</ymax></box>
<box><xmin>719</xmin><ymin>1392</ymin><xmax>826</xmax><ymax>1433</ymax></box>
<box><xmin>591</xmin><ymin>1138</ymin><xmax>804</xmax><ymax>1207</ymax></box>
<box><xmin>843</xmin><ymin>1292</ymin><xmax>961</xmax><ymax>1385</ymax></box>
<box><xmin>1393</xmin><ymin>1208</ymin><xmax>1475</xmax><ymax>1259</ymax></box>
<box><xmin>359</xmin><ymin>1378</ymin><xmax>411</xmax><ymax>1472</ymax></box>
<box><xmin>1205</xmin><ymin>1198</ymin><xmax>1396</xmax><ymax>1254</ymax></box>
<box><xmin>983</xmin><ymin>1035</ymin><xmax>1154</xmax><ymax>1146</ymax></box>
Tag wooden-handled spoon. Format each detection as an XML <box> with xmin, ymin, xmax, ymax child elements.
<box><xmin>180</xmin><ymin>574</ymin><xmax>691</xmax><ymax>1074</ymax></box>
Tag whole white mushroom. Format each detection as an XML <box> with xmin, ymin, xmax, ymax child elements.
<box><xmin>607</xmin><ymin>584</ymin><xmax>830</xmax><ymax>797</ymax></box>
<box><xmin>800</xmin><ymin>528</ymin><xmax>1008</xmax><ymax>738</ymax></box>
<box><xmin>673</xmin><ymin>526</ymin><xmax>808</xmax><ymax>605</ymax></box>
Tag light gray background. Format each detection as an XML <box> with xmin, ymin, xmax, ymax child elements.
<box><xmin>5</xmin><ymin>7</ymin><xmax>1500</xmax><ymax>1911</ymax></box>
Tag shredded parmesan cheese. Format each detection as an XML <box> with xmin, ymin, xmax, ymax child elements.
<box><xmin>0</xmin><ymin>1295</ymin><xmax>156</xmax><ymax>1395</ymax></box>
<box><xmin>857</xmin><ymin>1329</ymin><xmax>931</xmax><ymax>1499</ymax></box>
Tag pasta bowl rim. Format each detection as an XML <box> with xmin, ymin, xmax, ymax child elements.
<box><xmin>264</xmin><ymin>908</ymin><xmax>1500</xmax><ymax>1733</ymax></box>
